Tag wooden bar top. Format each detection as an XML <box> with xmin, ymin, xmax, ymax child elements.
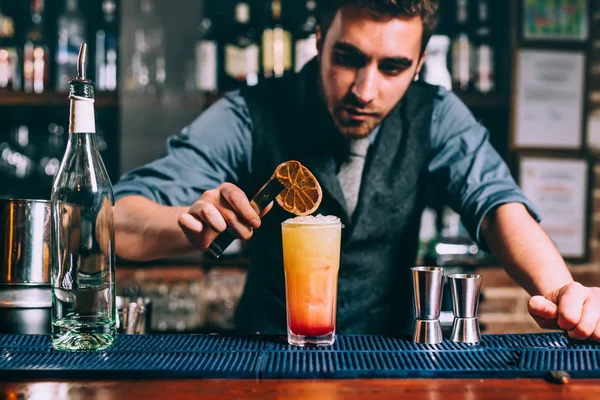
<box><xmin>2</xmin><ymin>379</ymin><xmax>600</xmax><ymax>399</ymax></box>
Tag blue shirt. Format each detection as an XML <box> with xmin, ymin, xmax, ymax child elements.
<box><xmin>114</xmin><ymin>86</ymin><xmax>540</xmax><ymax>247</ymax></box>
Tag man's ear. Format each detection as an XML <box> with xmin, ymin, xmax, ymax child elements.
<box><xmin>316</xmin><ymin>25</ymin><xmax>323</xmax><ymax>60</ymax></box>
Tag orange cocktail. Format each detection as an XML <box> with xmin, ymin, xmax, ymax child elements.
<box><xmin>281</xmin><ymin>215</ymin><xmax>341</xmax><ymax>346</ymax></box>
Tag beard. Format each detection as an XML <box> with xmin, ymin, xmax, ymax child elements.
<box><xmin>332</xmin><ymin>107</ymin><xmax>383</xmax><ymax>139</ymax></box>
<box><xmin>318</xmin><ymin>75</ymin><xmax>385</xmax><ymax>140</ymax></box>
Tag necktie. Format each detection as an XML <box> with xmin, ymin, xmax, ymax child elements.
<box><xmin>337</xmin><ymin>137</ymin><xmax>370</xmax><ymax>216</ymax></box>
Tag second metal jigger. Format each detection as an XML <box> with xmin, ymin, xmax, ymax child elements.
<box><xmin>449</xmin><ymin>273</ymin><xmax>483</xmax><ymax>343</ymax></box>
<box><xmin>411</xmin><ymin>266</ymin><xmax>445</xmax><ymax>344</ymax></box>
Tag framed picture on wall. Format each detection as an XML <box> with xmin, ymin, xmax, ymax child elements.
<box><xmin>518</xmin><ymin>155</ymin><xmax>589</xmax><ymax>260</ymax></box>
<box><xmin>511</xmin><ymin>49</ymin><xmax>586</xmax><ymax>150</ymax></box>
<box><xmin>522</xmin><ymin>0</ymin><xmax>588</xmax><ymax>41</ymax></box>
<box><xmin>585</xmin><ymin>4</ymin><xmax>600</xmax><ymax>151</ymax></box>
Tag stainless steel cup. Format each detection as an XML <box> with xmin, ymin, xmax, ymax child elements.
<box><xmin>411</xmin><ymin>266</ymin><xmax>445</xmax><ymax>344</ymax></box>
<box><xmin>0</xmin><ymin>198</ymin><xmax>51</xmax><ymax>284</ymax></box>
<box><xmin>448</xmin><ymin>273</ymin><xmax>482</xmax><ymax>343</ymax></box>
<box><xmin>0</xmin><ymin>198</ymin><xmax>52</xmax><ymax>334</ymax></box>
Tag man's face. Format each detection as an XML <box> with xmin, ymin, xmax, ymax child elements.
<box><xmin>317</xmin><ymin>5</ymin><xmax>426</xmax><ymax>139</ymax></box>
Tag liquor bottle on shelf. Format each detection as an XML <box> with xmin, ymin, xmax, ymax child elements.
<box><xmin>127</xmin><ymin>0</ymin><xmax>166</xmax><ymax>94</ymax></box>
<box><xmin>451</xmin><ymin>0</ymin><xmax>472</xmax><ymax>92</ymax></box>
<box><xmin>0</xmin><ymin>0</ymin><xmax>21</xmax><ymax>91</ymax></box>
<box><xmin>0</xmin><ymin>125</ymin><xmax>36</xmax><ymax>180</ymax></box>
<box><xmin>56</xmin><ymin>0</ymin><xmax>87</xmax><ymax>92</ymax></box>
<box><xmin>294</xmin><ymin>0</ymin><xmax>318</xmax><ymax>73</ymax></box>
<box><xmin>23</xmin><ymin>0</ymin><xmax>49</xmax><ymax>93</ymax></box>
<box><xmin>95</xmin><ymin>0</ymin><xmax>118</xmax><ymax>91</ymax></box>
<box><xmin>51</xmin><ymin>43</ymin><xmax>116</xmax><ymax>351</ymax></box>
<box><xmin>39</xmin><ymin>123</ymin><xmax>66</xmax><ymax>187</ymax></box>
<box><xmin>472</xmin><ymin>0</ymin><xmax>494</xmax><ymax>93</ymax></box>
<box><xmin>194</xmin><ymin>16</ymin><xmax>218</xmax><ymax>92</ymax></box>
<box><xmin>223</xmin><ymin>2</ymin><xmax>259</xmax><ymax>89</ymax></box>
<box><xmin>262</xmin><ymin>0</ymin><xmax>292</xmax><ymax>79</ymax></box>
<box><xmin>422</xmin><ymin>35</ymin><xmax>452</xmax><ymax>90</ymax></box>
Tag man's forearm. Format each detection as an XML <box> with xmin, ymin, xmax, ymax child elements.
<box><xmin>480</xmin><ymin>203</ymin><xmax>573</xmax><ymax>297</ymax></box>
<box><xmin>114</xmin><ymin>195</ymin><xmax>195</xmax><ymax>261</ymax></box>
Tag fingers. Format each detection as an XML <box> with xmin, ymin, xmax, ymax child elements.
<box><xmin>556</xmin><ymin>283</ymin><xmax>587</xmax><ymax>331</ymax></box>
<box><xmin>179</xmin><ymin>184</ymin><xmax>262</xmax><ymax>251</ymax></box>
<box><xmin>568</xmin><ymin>298</ymin><xmax>600</xmax><ymax>341</ymax></box>
<box><xmin>218</xmin><ymin>204</ymin><xmax>254</xmax><ymax>240</ymax></box>
<box><xmin>594</xmin><ymin>318</ymin><xmax>600</xmax><ymax>342</ymax></box>
<box><xmin>259</xmin><ymin>201</ymin><xmax>274</xmax><ymax>218</ymax></box>
<box><xmin>528</xmin><ymin>296</ymin><xmax>558</xmax><ymax>320</ymax></box>
<box><xmin>528</xmin><ymin>296</ymin><xmax>559</xmax><ymax>330</ymax></box>
<box><xmin>189</xmin><ymin>201</ymin><xmax>228</xmax><ymax>233</ymax></box>
<box><xmin>220</xmin><ymin>183</ymin><xmax>261</xmax><ymax>228</ymax></box>
<box><xmin>530</xmin><ymin>283</ymin><xmax>600</xmax><ymax>342</ymax></box>
<box><xmin>178</xmin><ymin>209</ymin><xmax>216</xmax><ymax>251</ymax></box>
<box><xmin>178</xmin><ymin>212</ymin><xmax>203</xmax><ymax>233</ymax></box>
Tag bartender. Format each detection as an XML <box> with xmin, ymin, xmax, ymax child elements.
<box><xmin>112</xmin><ymin>0</ymin><xmax>600</xmax><ymax>340</ymax></box>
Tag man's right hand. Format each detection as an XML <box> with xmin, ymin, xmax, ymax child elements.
<box><xmin>177</xmin><ymin>183</ymin><xmax>269</xmax><ymax>251</ymax></box>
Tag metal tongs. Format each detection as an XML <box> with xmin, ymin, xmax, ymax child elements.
<box><xmin>208</xmin><ymin>169</ymin><xmax>286</xmax><ymax>258</ymax></box>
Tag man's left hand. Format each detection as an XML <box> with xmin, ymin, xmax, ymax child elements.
<box><xmin>528</xmin><ymin>282</ymin><xmax>600</xmax><ymax>341</ymax></box>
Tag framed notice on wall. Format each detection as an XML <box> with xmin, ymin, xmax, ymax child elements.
<box><xmin>522</xmin><ymin>0</ymin><xmax>588</xmax><ymax>41</ymax></box>
<box><xmin>512</xmin><ymin>49</ymin><xmax>585</xmax><ymax>150</ymax></box>
<box><xmin>586</xmin><ymin>6</ymin><xmax>600</xmax><ymax>151</ymax></box>
<box><xmin>519</xmin><ymin>156</ymin><xmax>589</xmax><ymax>259</ymax></box>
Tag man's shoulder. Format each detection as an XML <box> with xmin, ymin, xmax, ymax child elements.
<box><xmin>401</xmin><ymin>81</ymin><xmax>443</xmax><ymax>118</ymax></box>
<box><xmin>428</xmin><ymin>85</ymin><xmax>476</xmax><ymax>123</ymax></box>
<box><xmin>218</xmin><ymin>89</ymin><xmax>248</xmax><ymax>109</ymax></box>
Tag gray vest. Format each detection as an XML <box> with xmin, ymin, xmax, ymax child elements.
<box><xmin>235</xmin><ymin>59</ymin><xmax>437</xmax><ymax>336</ymax></box>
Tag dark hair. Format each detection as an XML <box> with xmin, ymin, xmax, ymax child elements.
<box><xmin>318</xmin><ymin>0</ymin><xmax>440</xmax><ymax>54</ymax></box>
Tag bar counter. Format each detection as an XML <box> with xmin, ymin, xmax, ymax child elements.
<box><xmin>2</xmin><ymin>332</ymin><xmax>600</xmax><ymax>399</ymax></box>
<box><xmin>3</xmin><ymin>378</ymin><xmax>600</xmax><ymax>399</ymax></box>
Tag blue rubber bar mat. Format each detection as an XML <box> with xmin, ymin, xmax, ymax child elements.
<box><xmin>1</xmin><ymin>333</ymin><xmax>599</xmax><ymax>380</ymax></box>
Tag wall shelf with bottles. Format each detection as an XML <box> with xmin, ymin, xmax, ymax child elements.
<box><xmin>0</xmin><ymin>89</ymin><xmax>506</xmax><ymax>111</ymax></box>
<box><xmin>0</xmin><ymin>91</ymin><xmax>118</xmax><ymax>107</ymax></box>
<box><xmin>0</xmin><ymin>0</ymin><xmax>120</xmax><ymax>200</ymax></box>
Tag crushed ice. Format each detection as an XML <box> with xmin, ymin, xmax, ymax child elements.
<box><xmin>283</xmin><ymin>214</ymin><xmax>340</xmax><ymax>224</ymax></box>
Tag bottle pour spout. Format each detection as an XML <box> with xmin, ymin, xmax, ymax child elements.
<box><xmin>77</xmin><ymin>43</ymin><xmax>87</xmax><ymax>80</ymax></box>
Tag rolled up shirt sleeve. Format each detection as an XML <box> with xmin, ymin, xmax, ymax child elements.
<box><xmin>113</xmin><ymin>91</ymin><xmax>253</xmax><ymax>207</ymax></box>
<box><xmin>428</xmin><ymin>87</ymin><xmax>541</xmax><ymax>249</ymax></box>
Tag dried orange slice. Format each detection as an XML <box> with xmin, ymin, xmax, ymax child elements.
<box><xmin>274</xmin><ymin>160</ymin><xmax>322</xmax><ymax>216</ymax></box>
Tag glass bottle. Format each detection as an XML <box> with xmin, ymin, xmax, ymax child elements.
<box><xmin>194</xmin><ymin>16</ymin><xmax>218</xmax><ymax>92</ymax></box>
<box><xmin>294</xmin><ymin>0</ymin><xmax>317</xmax><ymax>73</ymax></box>
<box><xmin>128</xmin><ymin>0</ymin><xmax>165</xmax><ymax>94</ymax></box>
<box><xmin>23</xmin><ymin>0</ymin><xmax>49</xmax><ymax>93</ymax></box>
<box><xmin>56</xmin><ymin>0</ymin><xmax>86</xmax><ymax>92</ymax></box>
<box><xmin>0</xmin><ymin>0</ymin><xmax>21</xmax><ymax>91</ymax></box>
<box><xmin>95</xmin><ymin>0</ymin><xmax>118</xmax><ymax>91</ymax></box>
<box><xmin>262</xmin><ymin>0</ymin><xmax>292</xmax><ymax>79</ymax></box>
<box><xmin>451</xmin><ymin>0</ymin><xmax>472</xmax><ymax>92</ymax></box>
<box><xmin>472</xmin><ymin>0</ymin><xmax>494</xmax><ymax>93</ymax></box>
<box><xmin>223</xmin><ymin>2</ymin><xmax>259</xmax><ymax>89</ymax></box>
<box><xmin>51</xmin><ymin>43</ymin><xmax>116</xmax><ymax>351</ymax></box>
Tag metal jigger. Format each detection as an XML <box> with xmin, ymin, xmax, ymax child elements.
<box><xmin>411</xmin><ymin>266</ymin><xmax>445</xmax><ymax>344</ymax></box>
<box><xmin>449</xmin><ymin>273</ymin><xmax>483</xmax><ymax>343</ymax></box>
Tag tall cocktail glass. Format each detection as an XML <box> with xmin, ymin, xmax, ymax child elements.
<box><xmin>281</xmin><ymin>215</ymin><xmax>341</xmax><ymax>347</ymax></box>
